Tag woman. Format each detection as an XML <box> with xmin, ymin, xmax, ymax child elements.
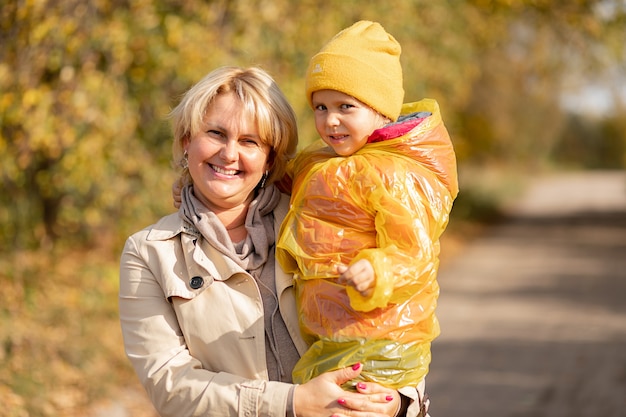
<box><xmin>119</xmin><ymin>66</ymin><xmax>405</xmax><ymax>417</ymax></box>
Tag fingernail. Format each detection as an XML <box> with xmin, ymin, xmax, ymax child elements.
<box><xmin>352</xmin><ymin>362</ymin><xmax>361</xmax><ymax>371</ymax></box>
<box><xmin>337</xmin><ymin>398</ymin><xmax>346</xmax><ymax>405</ymax></box>
<box><xmin>357</xmin><ymin>382</ymin><xmax>367</xmax><ymax>390</ymax></box>
<box><xmin>386</xmin><ymin>395</ymin><xmax>394</xmax><ymax>401</ymax></box>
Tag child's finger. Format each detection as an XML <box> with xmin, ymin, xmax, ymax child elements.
<box><xmin>334</xmin><ymin>263</ymin><xmax>348</xmax><ymax>275</ymax></box>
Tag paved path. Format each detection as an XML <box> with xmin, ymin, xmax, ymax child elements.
<box><xmin>428</xmin><ymin>171</ymin><xmax>626</xmax><ymax>417</ymax></box>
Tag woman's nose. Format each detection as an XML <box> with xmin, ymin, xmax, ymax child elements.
<box><xmin>220</xmin><ymin>139</ymin><xmax>238</xmax><ymax>161</ymax></box>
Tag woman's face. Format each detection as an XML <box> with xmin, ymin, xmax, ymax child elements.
<box><xmin>312</xmin><ymin>89</ymin><xmax>386</xmax><ymax>156</ymax></box>
<box><xmin>184</xmin><ymin>92</ymin><xmax>271</xmax><ymax>212</ymax></box>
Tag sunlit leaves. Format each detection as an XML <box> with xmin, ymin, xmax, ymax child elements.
<box><xmin>0</xmin><ymin>0</ymin><xmax>624</xmax><ymax>250</ymax></box>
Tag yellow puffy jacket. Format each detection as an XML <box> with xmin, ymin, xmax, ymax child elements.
<box><xmin>276</xmin><ymin>99</ymin><xmax>459</xmax><ymax>388</ymax></box>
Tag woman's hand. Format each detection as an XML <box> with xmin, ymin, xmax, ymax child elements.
<box><xmin>294</xmin><ymin>363</ymin><xmax>399</xmax><ymax>417</ymax></box>
<box><xmin>172</xmin><ymin>179</ymin><xmax>183</xmax><ymax>209</ymax></box>
<box><xmin>334</xmin><ymin>379</ymin><xmax>400</xmax><ymax>417</ymax></box>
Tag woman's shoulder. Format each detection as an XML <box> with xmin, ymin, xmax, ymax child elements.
<box><xmin>273</xmin><ymin>191</ymin><xmax>291</xmax><ymax>225</ymax></box>
<box><xmin>127</xmin><ymin>212</ymin><xmax>189</xmax><ymax>243</ymax></box>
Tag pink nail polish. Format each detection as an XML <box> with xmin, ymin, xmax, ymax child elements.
<box><xmin>386</xmin><ymin>395</ymin><xmax>394</xmax><ymax>401</ymax></box>
<box><xmin>352</xmin><ymin>362</ymin><xmax>361</xmax><ymax>371</ymax></box>
<box><xmin>337</xmin><ymin>398</ymin><xmax>346</xmax><ymax>405</ymax></box>
<box><xmin>357</xmin><ymin>382</ymin><xmax>367</xmax><ymax>390</ymax></box>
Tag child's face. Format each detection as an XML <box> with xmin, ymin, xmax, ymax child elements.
<box><xmin>312</xmin><ymin>90</ymin><xmax>388</xmax><ymax>156</ymax></box>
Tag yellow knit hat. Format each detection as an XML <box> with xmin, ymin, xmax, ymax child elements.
<box><xmin>305</xmin><ymin>21</ymin><xmax>404</xmax><ymax>122</ymax></box>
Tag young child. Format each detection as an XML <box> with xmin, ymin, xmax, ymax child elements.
<box><xmin>276</xmin><ymin>20</ymin><xmax>459</xmax><ymax>393</ymax></box>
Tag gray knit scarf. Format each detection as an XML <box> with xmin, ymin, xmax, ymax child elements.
<box><xmin>179</xmin><ymin>184</ymin><xmax>298</xmax><ymax>382</ymax></box>
<box><xmin>179</xmin><ymin>183</ymin><xmax>279</xmax><ymax>271</ymax></box>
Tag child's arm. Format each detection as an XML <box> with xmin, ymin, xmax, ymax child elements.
<box><xmin>344</xmin><ymin>161</ymin><xmax>454</xmax><ymax>313</ymax></box>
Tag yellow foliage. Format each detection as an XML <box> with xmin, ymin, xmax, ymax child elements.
<box><xmin>0</xmin><ymin>248</ymin><xmax>135</xmax><ymax>417</ymax></box>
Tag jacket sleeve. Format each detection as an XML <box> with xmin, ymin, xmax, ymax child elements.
<box><xmin>347</xmin><ymin>159</ymin><xmax>452</xmax><ymax>311</ymax></box>
<box><xmin>399</xmin><ymin>379</ymin><xmax>430</xmax><ymax>417</ymax></box>
<box><xmin>119</xmin><ymin>234</ymin><xmax>294</xmax><ymax>417</ymax></box>
<box><xmin>347</xmin><ymin>125</ymin><xmax>458</xmax><ymax>311</ymax></box>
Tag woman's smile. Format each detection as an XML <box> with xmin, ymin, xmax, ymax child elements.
<box><xmin>210</xmin><ymin>163</ymin><xmax>241</xmax><ymax>177</ymax></box>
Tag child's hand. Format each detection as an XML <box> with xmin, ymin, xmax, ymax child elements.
<box><xmin>172</xmin><ymin>180</ymin><xmax>182</xmax><ymax>209</ymax></box>
<box><xmin>336</xmin><ymin>259</ymin><xmax>375</xmax><ymax>297</ymax></box>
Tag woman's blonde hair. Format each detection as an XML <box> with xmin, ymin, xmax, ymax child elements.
<box><xmin>170</xmin><ymin>66</ymin><xmax>298</xmax><ymax>187</ymax></box>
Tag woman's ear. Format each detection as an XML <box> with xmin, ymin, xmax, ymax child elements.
<box><xmin>266</xmin><ymin>149</ymin><xmax>275</xmax><ymax>172</ymax></box>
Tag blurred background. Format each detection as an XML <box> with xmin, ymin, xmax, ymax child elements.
<box><xmin>1</xmin><ymin>1</ymin><xmax>624</xmax><ymax>416</ymax></box>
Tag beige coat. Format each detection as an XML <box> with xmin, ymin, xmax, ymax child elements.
<box><xmin>119</xmin><ymin>193</ymin><xmax>426</xmax><ymax>417</ymax></box>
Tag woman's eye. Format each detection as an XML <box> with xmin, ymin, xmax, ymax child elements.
<box><xmin>207</xmin><ymin>129</ymin><xmax>222</xmax><ymax>136</ymax></box>
<box><xmin>241</xmin><ymin>138</ymin><xmax>260</xmax><ymax>147</ymax></box>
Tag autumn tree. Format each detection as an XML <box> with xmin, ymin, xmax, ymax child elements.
<box><xmin>1</xmin><ymin>0</ymin><xmax>624</xmax><ymax>251</ymax></box>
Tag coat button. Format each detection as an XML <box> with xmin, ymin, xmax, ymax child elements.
<box><xmin>189</xmin><ymin>276</ymin><xmax>204</xmax><ymax>289</ymax></box>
